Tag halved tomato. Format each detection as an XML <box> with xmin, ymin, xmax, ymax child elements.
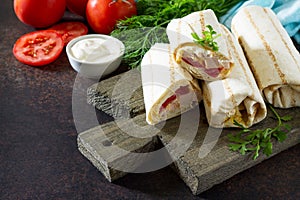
<box><xmin>13</xmin><ymin>30</ymin><xmax>64</xmax><ymax>67</ymax></box>
<box><xmin>48</xmin><ymin>21</ymin><xmax>88</xmax><ymax>46</ymax></box>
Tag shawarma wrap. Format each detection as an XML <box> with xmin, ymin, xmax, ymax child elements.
<box><xmin>202</xmin><ymin>25</ymin><xmax>267</xmax><ymax>128</ymax></box>
<box><xmin>167</xmin><ymin>9</ymin><xmax>234</xmax><ymax>81</ymax></box>
<box><xmin>231</xmin><ymin>5</ymin><xmax>300</xmax><ymax>108</ymax></box>
<box><xmin>141</xmin><ymin>43</ymin><xmax>202</xmax><ymax>125</ymax></box>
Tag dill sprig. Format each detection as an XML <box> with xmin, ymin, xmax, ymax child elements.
<box><xmin>228</xmin><ymin>105</ymin><xmax>292</xmax><ymax>160</ymax></box>
<box><xmin>111</xmin><ymin>0</ymin><xmax>242</xmax><ymax>68</ymax></box>
<box><xmin>112</xmin><ymin>26</ymin><xmax>168</xmax><ymax>69</ymax></box>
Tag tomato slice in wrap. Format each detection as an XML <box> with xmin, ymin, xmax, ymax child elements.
<box><xmin>160</xmin><ymin>85</ymin><xmax>190</xmax><ymax>113</ymax></box>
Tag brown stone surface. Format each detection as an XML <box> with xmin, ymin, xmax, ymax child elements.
<box><xmin>0</xmin><ymin>1</ymin><xmax>299</xmax><ymax>199</ymax></box>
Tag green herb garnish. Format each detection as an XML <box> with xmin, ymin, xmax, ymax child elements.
<box><xmin>111</xmin><ymin>0</ymin><xmax>242</xmax><ymax>68</ymax></box>
<box><xmin>112</xmin><ymin>26</ymin><xmax>168</xmax><ymax>70</ymax></box>
<box><xmin>228</xmin><ymin>105</ymin><xmax>292</xmax><ymax>160</ymax></box>
<box><xmin>191</xmin><ymin>25</ymin><xmax>221</xmax><ymax>51</ymax></box>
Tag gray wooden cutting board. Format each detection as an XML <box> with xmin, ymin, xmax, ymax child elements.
<box><xmin>78</xmin><ymin>69</ymin><xmax>300</xmax><ymax>195</ymax></box>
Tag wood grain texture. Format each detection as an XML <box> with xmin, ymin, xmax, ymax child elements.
<box><xmin>81</xmin><ymin>69</ymin><xmax>300</xmax><ymax>194</ymax></box>
<box><xmin>87</xmin><ymin>69</ymin><xmax>145</xmax><ymax>119</ymax></box>
<box><xmin>158</xmin><ymin>105</ymin><xmax>300</xmax><ymax>194</ymax></box>
<box><xmin>78</xmin><ymin>115</ymin><xmax>158</xmax><ymax>182</ymax></box>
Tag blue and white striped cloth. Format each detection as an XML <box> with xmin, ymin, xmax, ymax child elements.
<box><xmin>219</xmin><ymin>0</ymin><xmax>300</xmax><ymax>43</ymax></box>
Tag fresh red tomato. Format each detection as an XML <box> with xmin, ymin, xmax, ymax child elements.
<box><xmin>86</xmin><ymin>0</ymin><xmax>137</xmax><ymax>34</ymax></box>
<box><xmin>66</xmin><ymin>0</ymin><xmax>89</xmax><ymax>17</ymax></box>
<box><xmin>48</xmin><ymin>22</ymin><xmax>88</xmax><ymax>45</ymax></box>
<box><xmin>14</xmin><ymin>0</ymin><xmax>66</xmax><ymax>28</ymax></box>
<box><xmin>13</xmin><ymin>30</ymin><xmax>64</xmax><ymax>67</ymax></box>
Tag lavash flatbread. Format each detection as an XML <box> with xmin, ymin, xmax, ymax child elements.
<box><xmin>166</xmin><ymin>9</ymin><xmax>234</xmax><ymax>81</ymax></box>
<box><xmin>141</xmin><ymin>43</ymin><xmax>202</xmax><ymax>125</ymax></box>
<box><xmin>231</xmin><ymin>5</ymin><xmax>300</xmax><ymax>108</ymax></box>
<box><xmin>202</xmin><ymin>25</ymin><xmax>267</xmax><ymax>128</ymax></box>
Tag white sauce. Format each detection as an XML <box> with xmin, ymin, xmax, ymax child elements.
<box><xmin>70</xmin><ymin>38</ymin><xmax>120</xmax><ymax>63</ymax></box>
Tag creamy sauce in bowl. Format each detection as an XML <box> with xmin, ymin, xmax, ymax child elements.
<box><xmin>70</xmin><ymin>37</ymin><xmax>122</xmax><ymax>63</ymax></box>
<box><xmin>66</xmin><ymin>34</ymin><xmax>125</xmax><ymax>79</ymax></box>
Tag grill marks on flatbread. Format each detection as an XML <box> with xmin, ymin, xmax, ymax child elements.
<box><xmin>199</xmin><ymin>11</ymin><xmax>206</xmax><ymax>36</ymax></box>
<box><xmin>141</xmin><ymin>43</ymin><xmax>202</xmax><ymax>125</ymax></box>
<box><xmin>231</xmin><ymin>5</ymin><xmax>300</xmax><ymax>108</ymax></box>
<box><xmin>202</xmin><ymin>25</ymin><xmax>267</xmax><ymax>128</ymax></box>
<box><xmin>167</xmin><ymin>9</ymin><xmax>234</xmax><ymax>81</ymax></box>
<box><xmin>141</xmin><ymin>7</ymin><xmax>299</xmax><ymax>127</ymax></box>
<box><xmin>264</xmin><ymin>8</ymin><xmax>300</xmax><ymax>72</ymax></box>
<box><xmin>244</xmin><ymin>8</ymin><xmax>287</xmax><ymax>85</ymax></box>
<box><xmin>168</xmin><ymin>44</ymin><xmax>176</xmax><ymax>86</ymax></box>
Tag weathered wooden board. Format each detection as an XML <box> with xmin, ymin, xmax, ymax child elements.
<box><xmin>78</xmin><ymin>114</ymin><xmax>158</xmax><ymax>182</ymax></box>
<box><xmin>87</xmin><ymin>69</ymin><xmax>144</xmax><ymax>119</ymax></box>
<box><xmin>158</xmin><ymin>106</ymin><xmax>300</xmax><ymax>194</ymax></box>
<box><xmin>80</xmin><ymin>70</ymin><xmax>300</xmax><ymax>195</ymax></box>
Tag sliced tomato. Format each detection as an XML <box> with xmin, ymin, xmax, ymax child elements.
<box><xmin>161</xmin><ymin>95</ymin><xmax>177</xmax><ymax>112</ymax></box>
<box><xmin>159</xmin><ymin>86</ymin><xmax>190</xmax><ymax>113</ymax></box>
<box><xmin>13</xmin><ymin>30</ymin><xmax>64</xmax><ymax>67</ymax></box>
<box><xmin>48</xmin><ymin>22</ymin><xmax>88</xmax><ymax>46</ymax></box>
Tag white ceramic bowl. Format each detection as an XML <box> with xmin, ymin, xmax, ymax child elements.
<box><xmin>66</xmin><ymin>34</ymin><xmax>125</xmax><ymax>79</ymax></box>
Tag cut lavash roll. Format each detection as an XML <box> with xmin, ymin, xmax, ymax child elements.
<box><xmin>166</xmin><ymin>9</ymin><xmax>234</xmax><ymax>81</ymax></box>
<box><xmin>141</xmin><ymin>43</ymin><xmax>202</xmax><ymax>125</ymax></box>
<box><xmin>231</xmin><ymin>5</ymin><xmax>300</xmax><ymax>108</ymax></box>
<box><xmin>202</xmin><ymin>24</ymin><xmax>267</xmax><ymax>128</ymax></box>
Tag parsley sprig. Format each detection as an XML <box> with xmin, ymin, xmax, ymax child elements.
<box><xmin>228</xmin><ymin>105</ymin><xmax>292</xmax><ymax>160</ymax></box>
<box><xmin>191</xmin><ymin>25</ymin><xmax>221</xmax><ymax>52</ymax></box>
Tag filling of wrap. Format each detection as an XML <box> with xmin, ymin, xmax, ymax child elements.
<box><xmin>159</xmin><ymin>85</ymin><xmax>190</xmax><ymax>113</ymax></box>
<box><xmin>148</xmin><ymin>83</ymin><xmax>200</xmax><ymax>124</ymax></box>
<box><xmin>181</xmin><ymin>48</ymin><xmax>230</xmax><ymax>78</ymax></box>
<box><xmin>222</xmin><ymin>100</ymin><xmax>261</xmax><ymax>127</ymax></box>
<box><xmin>141</xmin><ymin>43</ymin><xmax>202</xmax><ymax>125</ymax></box>
<box><xmin>175</xmin><ymin>43</ymin><xmax>232</xmax><ymax>79</ymax></box>
<box><xmin>204</xmin><ymin>86</ymin><xmax>266</xmax><ymax>128</ymax></box>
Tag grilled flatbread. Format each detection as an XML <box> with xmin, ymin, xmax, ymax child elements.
<box><xmin>167</xmin><ymin>9</ymin><xmax>234</xmax><ymax>81</ymax></box>
<box><xmin>141</xmin><ymin>43</ymin><xmax>202</xmax><ymax>125</ymax></box>
<box><xmin>231</xmin><ymin>5</ymin><xmax>300</xmax><ymax>108</ymax></box>
<box><xmin>202</xmin><ymin>25</ymin><xmax>267</xmax><ymax>128</ymax></box>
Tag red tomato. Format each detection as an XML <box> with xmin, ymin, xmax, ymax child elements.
<box><xmin>86</xmin><ymin>0</ymin><xmax>137</xmax><ymax>34</ymax></box>
<box><xmin>14</xmin><ymin>0</ymin><xmax>66</xmax><ymax>28</ymax></box>
<box><xmin>13</xmin><ymin>30</ymin><xmax>64</xmax><ymax>67</ymax></box>
<box><xmin>48</xmin><ymin>22</ymin><xmax>88</xmax><ymax>45</ymax></box>
<box><xmin>66</xmin><ymin>0</ymin><xmax>89</xmax><ymax>17</ymax></box>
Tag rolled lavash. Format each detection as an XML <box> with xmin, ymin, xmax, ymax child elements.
<box><xmin>231</xmin><ymin>5</ymin><xmax>300</xmax><ymax>108</ymax></box>
<box><xmin>202</xmin><ymin>24</ymin><xmax>267</xmax><ymax>128</ymax></box>
<box><xmin>166</xmin><ymin>9</ymin><xmax>234</xmax><ymax>81</ymax></box>
<box><xmin>141</xmin><ymin>43</ymin><xmax>202</xmax><ymax>125</ymax></box>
